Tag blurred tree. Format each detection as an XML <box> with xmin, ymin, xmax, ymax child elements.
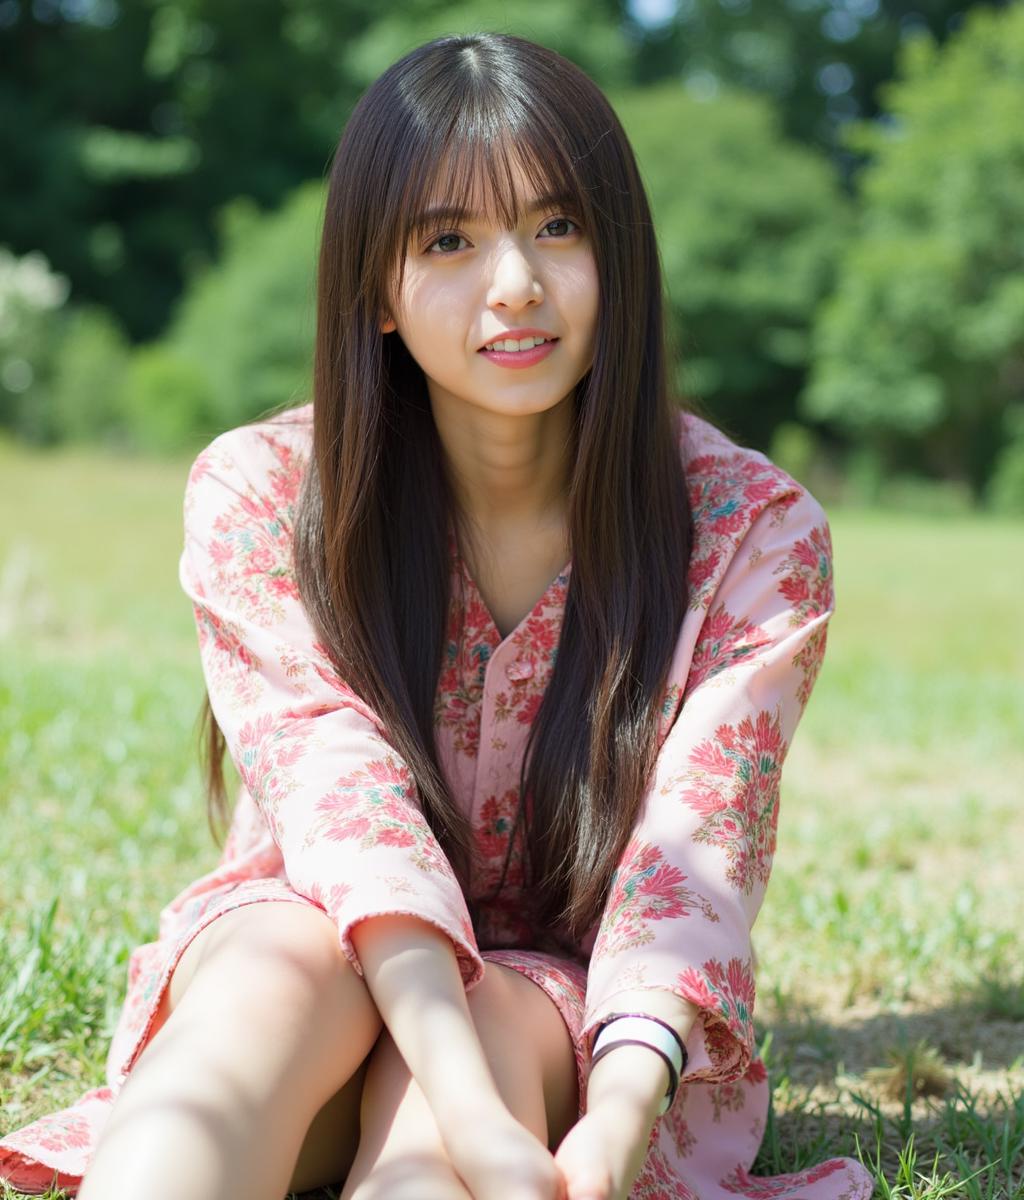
<box><xmin>50</xmin><ymin>303</ymin><xmax>132</xmax><ymax>444</ymax></box>
<box><xmin>613</xmin><ymin>82</ymin><xmax>852</xmax><ymax>451</ymax></box>
<box><xmin>800</xmin><ymin>3</ymin><xmax>1024</xmax><ymax>499</ymax></box>
<box><xmin>0</xmin><ymin>245</ymin><xmax>70</xmax><ymax>443</ymax></box>
<box><xmin>162</xmin><ymin>179</ymin><xmax>322</xmax><ymax>437</ymax></box>
<box><xmin>624</xmin><ymin>0</ymin><xmax>1013</xmax><ymax>181</ymax></box>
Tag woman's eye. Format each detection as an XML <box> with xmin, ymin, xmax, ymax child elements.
<box><xmin>424</xmin><ymin>216</ymin><xmax>579</xmax><ymax>256</ymax></box>
<box><xmin>540</xmin><ymin>216</ymin><xmax>579</xmax><ymax>238</ymax></box>
<box><xmin>426</xmin><ymin>232</ymin><xmax>467</xmax><ymax>255</ymax></box>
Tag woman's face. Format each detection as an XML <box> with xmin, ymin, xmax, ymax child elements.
<box><xmin>382</xmin><ymin>155</ymin><xmax>599</xmax><ymax>421</ymax></box>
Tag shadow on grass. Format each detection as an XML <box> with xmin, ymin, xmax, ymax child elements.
<box><xmin>751</xmin><ymin>983</ymin><xmax>1024</xmax><ymax>1197</ymax></box>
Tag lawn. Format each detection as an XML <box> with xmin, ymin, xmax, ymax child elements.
<box><xmin>1</xmin><ymin>434</ymin><xmax>1022</xmax><ymax>1198</ymax></box>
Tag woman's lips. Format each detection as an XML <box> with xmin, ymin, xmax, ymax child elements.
<box><xmin>478</xmin><ymin>338</ymin><xmax>559</xmax><ymax>369</ymax></box>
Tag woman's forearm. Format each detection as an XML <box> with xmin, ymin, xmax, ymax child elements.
<box><xmin>585</xmin><ymin>988</ymin><xmax>700</xmax><ymax>1114</ymax></box>
<box><xmin>349</xmin><ymin>913</ymin><xmax>504</xmax><ymax>1127</ymax></box>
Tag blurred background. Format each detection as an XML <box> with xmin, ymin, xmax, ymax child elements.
<box><xmin>1</xmin><ymin>3</ymin><xmax>1022</xmax><ymax>1195</ymax></box>
<box><xmin>2</xmin><ymin>0</ymin><xmax>1024</xmax><ymax>510</ymax></box>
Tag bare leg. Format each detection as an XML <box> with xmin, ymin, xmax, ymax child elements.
<box><xmin>340</xmin><ymin>961</ymin><xmax>579</xmax><ymax>1200</ymax></box>
<box><xmin>78</xmin><ymin>901</ymin><xmax>383</xmax><ymax>1200</ymax></box>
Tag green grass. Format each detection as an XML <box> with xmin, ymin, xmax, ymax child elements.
<box><xmin>1</xmin><ymin>436</ymin><xmax>1022</xmax><ymax>1198</ymax></box>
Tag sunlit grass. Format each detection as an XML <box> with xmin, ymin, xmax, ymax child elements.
<box><xmin>2</xmin><ymin>436</ymin><xmax>1022</xmax><ymax>1197</ymax></box>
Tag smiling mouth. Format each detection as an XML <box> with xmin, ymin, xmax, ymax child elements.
<box><xmin>479</xmin><ymin>336</ymin><xmax>560</xmax><ymax>353</ymax></box>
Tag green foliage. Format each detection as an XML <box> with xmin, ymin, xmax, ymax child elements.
<box><xmin>336</xmin><ymin>0</ymin><xmax>633</xmax><ymax>91</ymax></box>
<box><xmin>767</xmin><ymin>420</ymin><xmax>822</xmax><ymax>493</ymax></box>
<box><xmin>801</xmin><ymin>4</ymin><xmax>1024</xmax><ymax>498</ymax></box>
<box><xmin>151</xmin><ymin>182</ymin><xmax>324</xmax><ymax>441</ymax></box>
<box><xmin>0</xmin><ymin>0</ymin><xmax>631</xmax><ymax>342</ymax></box>
<box><xmin>986</xmin><ymin>404</ymin><xmax>1024</xmax><ymax>515</ymax></box>
<box><xmin>120</xmin><ymin>345</ymin><xmax>219</xmax><ymax>456</ymax></box>
<box><xmin>0</xmin><ymin>247</ymin><xmax>70</xmax><ymax>445</ymax></box>
<box><xmin>49</xmin><ymin>305</ymin><xmax>132</xmax><ymax>445</ymax></box>
<box><xmin>627</xmin><ymin>0</ymin><xmax>980</xmax><ymax>159</ymax></box>
<box><xmin>611</xmin><ymin>83</ymin><xmax>852</xmax><ymax>449</ymax></box>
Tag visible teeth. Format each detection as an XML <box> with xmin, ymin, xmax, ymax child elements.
<box><xmin>485</xmin><ymin>336</ymin><xmax>552</xmax><ymax>352</ymax></box>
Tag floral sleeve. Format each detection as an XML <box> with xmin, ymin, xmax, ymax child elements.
<box><xmin>579</xmin><ymin>483</ymin><xmax>834</xmax><ymax>1085</ymax></box>
<box><xmin>179</xmin><ymin>422</ymin><xmax>484</xmax><ymax>989</ymax></box>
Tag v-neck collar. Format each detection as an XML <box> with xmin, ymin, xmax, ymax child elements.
<box><xmin>448</xmin><ymin>522</ymin><xmax>572</xmax><ymax>652</ymax></box>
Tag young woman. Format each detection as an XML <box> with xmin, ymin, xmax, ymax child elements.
<box><xmin>0</xmin><ymin>31</ymin><xmax>873</xmax><ymax>1200</ymax></box>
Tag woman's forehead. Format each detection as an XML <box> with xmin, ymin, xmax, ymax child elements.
<box><xmin>416</xmin><ymin>141</ymin><xmax>568</xmax><ymax>219</ymax></box>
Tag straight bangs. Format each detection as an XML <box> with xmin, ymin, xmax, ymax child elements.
<box><xmin>390</xmin><ymin>123</ymin><xmax>589</xmax><ymax>296</ymax></box>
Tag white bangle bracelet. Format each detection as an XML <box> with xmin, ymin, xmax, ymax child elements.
<box><xmin>590</xmin><ymin>1015</ymin><xmax>685</xmax><ymax>1115</ymax></box>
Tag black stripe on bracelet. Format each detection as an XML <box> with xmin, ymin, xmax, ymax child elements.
<box><xmin>593</xmin><ymin>1011</ymin><xmax>690</xmax><ymax>1076</ymax></box>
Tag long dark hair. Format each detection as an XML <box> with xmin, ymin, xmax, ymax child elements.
<box><xmin>198</xmin><ymin>32</ymin><xmax>697</xmax><ymax>941</ymax></box>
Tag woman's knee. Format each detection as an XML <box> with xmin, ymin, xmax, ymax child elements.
<box><xmin>342</xmin><ymin>1032</ymin><xmax>472</xmax><ymax>1200</ymax></box>
<box><xmin>150</xmin><ymin>901</ymin><xmax>383</xmax><ymax>1083</ymax></box>
<box><xmin>180</xmin><ymin>902</ymin><xmax>370</xmax><ymax>1014</ymax></box>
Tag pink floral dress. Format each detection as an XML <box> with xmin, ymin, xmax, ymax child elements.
<box><xmin>0</xmin><ymin>404</ymin><xmax>873</xmax><ymax>1199</ymax></box>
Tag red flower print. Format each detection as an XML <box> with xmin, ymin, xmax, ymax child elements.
<box><xmin>266</xmin><ymin>573</ymin><xmax>298</xmax><ymax>600</ymax></box>
<box><xmin>231</xmin><ymin>712</ymin><xmax>319</xmax><ymax>838</ymax></box>
<box><xmin>305</xmin><ymin>754</ymin><xmax>458</xmax><ymax>879</ymax></box>
<box><xmin>377</xmin><ymin>826</ymin><xmax>417</xmax><ymax>848</ymax></box>
<box><xmin>775</xmin><ymin>524</ymin><xmax>834</xmax><ymax>620</ymax></box>
<box><xmin>246</xmin><ymin>545</ymin><xmax>276</xmax><ymax>575</ymax></box>
<box><xmin>661</xmin><ymin>1096</ymin><xmax>698</xmax><ymax>1158</ymax></box>
<box><xmin>676</xmin><ymin>955</ymin><xmax>756</xmax><ymax>1080</ymax></box>
<box><xmin>772</xmin><ymin>522</ymin><xmax>834</xmax><ymax>710</ymax></box>
<box><xmin>194</xmin><ymin>441</ymin><xmax>309</xmax><ymax>630</ymax></box>
<box><xmin>259</xmin><ymin>433</ymin><xmax>305</xmax><ymax>510</ymax></box>
<box><xmin>687</xmin><ymin>544</ymin><xmax>724</xmax><ymax>606</ymax></box>
<box><xmin>682</xmin><ymin>445</ymin><xmax>801</xmax><ymax>611</ymax></box>
<box><xmin>743</xmin><ymin>1055</ymin><xmax>768</xmax><ymax>1085</ymax></box>
<box><xmin>476</xmin><ymin>789</ymin><xmax>519</xmax><ymax>860</ymax></box>
<box><xmin>307</xmin><ymin>880</ymin><xmax>354</xmax><ymax>918</ymax></box>
<box><xmin>666</xmin><ymin>708</ymin><xmax>788</xmax><ymax>894</ymax></box>
<box><xmin>516</xmin><ymin>690</ymin><xmax>544</xmax><ymax>726</ymax></box>
<box><xmin>632</xmin><ymin>1141</ymin><xmax>699</xmax><ymax>1199</ymax></box>
<box><xmin>675</xmin><ymin>967</ymin><xmax>716</xmax><ymax>1010</ymax></box>
<box><xmin>188</xmin><ymin>449</ymin><xmax>215</xmax><ymax>485</ymax></box>
<box><xmin>209</xmin><ymin>538</ymin><xmax>233</xmax><ymax>566</ymax></box>
<box><xmin>193</xmin><ymin>605</ymin><xmax>260</xmax><ymax>673</ymax></box>
<box><xmin>34</xmin><ymin>1111</ymin><xmax>92</xmax><ymax>1153</ymax></box>
<box><xmin>708</xmin><ymin>1078</ymin><xmax>747</xmax><ymax>1122</ymax></box>
<box><xmin>684</xmin><ymin>604</ymin><xmax>770</xmax><ymax>699</ymax></box>
<box><xmin>719</xmin><ymin>1158</ymin><xmax>851</xmax><ymax>1196</ymax></box>
<box><xmin>592</xmin><ymin>838</ymin><xmax>718</xmax><ymax>958</ymax></box>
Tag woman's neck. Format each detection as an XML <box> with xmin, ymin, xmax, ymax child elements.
<box><xmin>430</xmin><ymin>391</ymin><xmax>575</xmax><ymax>538</ymax></box>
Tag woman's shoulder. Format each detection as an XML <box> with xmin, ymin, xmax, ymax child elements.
<box><xmin>674</xmin><ymin>405</ymin><xmax>826</xmax><ymax>527</ymax></box>
<box><xmin>186</xmin><ymin>402</ymin><xmax>314</xmax><ymax>511</ymax></box>
<box><xmin>672</xmin><ymin>407</ymin><xmax>831</xmax><ymax>612</ymax></box>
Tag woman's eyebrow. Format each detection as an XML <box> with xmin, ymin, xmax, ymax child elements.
<box><xmin>413</xmin><ymin>190</ymin><xmax>577</xmax><ymax>230</ymax></box>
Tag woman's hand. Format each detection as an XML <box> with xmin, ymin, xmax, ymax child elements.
<box><xmin>441</xmin><ymin>1095</ymin><xmax>567</xmax><ymax>1200</ymax></box>
<box><xmin>553</xmin><ymin>1098</ymin><xmax>657</xmax><ymax>1200</ymax></box>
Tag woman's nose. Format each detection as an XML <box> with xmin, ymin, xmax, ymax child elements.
<box><xmin>486</xmin><ymin>243</ymin><xmax>543</xmax><ymax>309</ymax></box>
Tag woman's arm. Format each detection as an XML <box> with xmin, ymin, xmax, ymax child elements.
<box><xmin>556</xmin><ymin>481</ymin><xmax>836</xmax><ymax>1200</ymax></box>
<box><xmin>351</xmin><ymin>913</ymin><xmax>568</xmax><ymax>1200</ymax></box>
<box><xmin>548</xmin><ymin>992</ymin><xmax>700</xmax><ymax>1200</ymax></box>
<box><xmin>180</xmin><ymin>424</ymin><xmax>487</xmax><ymax>984</ymax></box>
<box><xmin>349</xmin><ymin>913</ymin><xmax>505</xmax><ymax>1126</ymax></box>
<box><xmin>583</xmin><ymin>989</ymin><xmax>700</xmax><ymax>1114</ymax></box>
<box><xmin>351</xmin><ymin>917</ymin><xmax>702</xmax><ymax>1133</ymax></box>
